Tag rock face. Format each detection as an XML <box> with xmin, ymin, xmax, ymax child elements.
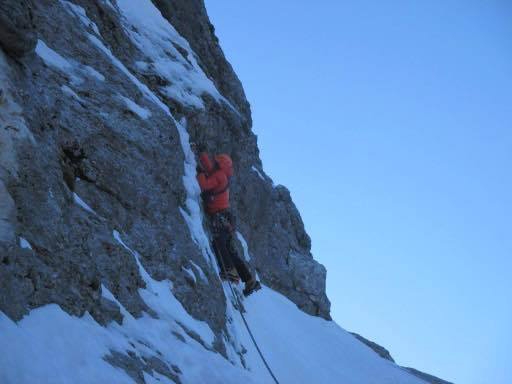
<box><xmin>0</xmin><ymin>0</ymin><xmax>330</xmax><ymax>373</ymax></box>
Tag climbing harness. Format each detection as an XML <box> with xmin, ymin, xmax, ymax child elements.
<box><xmin>213</xmin><ymin>242</ymin><xmax>281</xmax><ymax>384</ymax></box>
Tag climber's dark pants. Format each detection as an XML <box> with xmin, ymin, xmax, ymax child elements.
<box><xmin>209</xmin><ymin>210</ymin><xmax>253</xmax><ymax>283</ymax></box>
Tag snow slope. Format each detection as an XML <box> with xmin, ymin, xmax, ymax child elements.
<box><xmin>241</xmin><ymin>287</ymin><xmax>426</xmax><ymax>384</ymax></box>
<box><xmin>0</xmin><ymin>280</ymin><xmax>425</xmax><ymax>384</ymax></box>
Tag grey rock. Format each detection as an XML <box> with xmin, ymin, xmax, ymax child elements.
<box><xmin>0</xmin><ymin>0</ymin><xmax>37</xmax><ymax>57</ymax></box>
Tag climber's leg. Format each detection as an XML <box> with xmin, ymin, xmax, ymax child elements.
<box><xmin>225</xmin><ymin>232</ymin><xmax>252</xmax><ymax>283</ymax></box>
<box><xmin>212</xmin><ymin>233</ymin><xmax>235</xmax><ymax>272</ymax></box>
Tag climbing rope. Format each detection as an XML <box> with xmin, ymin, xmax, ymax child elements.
<box><xmin>213</xmin><ymin>243</ymin><xmax>281</xmax><ymax>384</ymax></box>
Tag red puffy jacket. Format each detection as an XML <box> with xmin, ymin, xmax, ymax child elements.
<box><xmin>197</xmin><ymin>152</ymin><xmax>233</xmax><ymax>214</ymax></box>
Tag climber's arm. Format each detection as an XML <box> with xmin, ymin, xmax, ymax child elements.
<box><xmin>199</xmin><ymin>152</ymin><xmax>215</xmax><ymax>173</ymax></box>
<box><xmin>197</xmin><ymin>172</ymin><xmax>220</xmax><ymax>191</ymax></box>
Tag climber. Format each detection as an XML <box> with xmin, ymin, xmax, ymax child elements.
<box><xmin>194</xmin><ymin>145</ymin><xmax>261</xmax><ymax>297</ymax></box>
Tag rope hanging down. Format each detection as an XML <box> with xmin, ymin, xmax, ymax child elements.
<box><xmin>213</xmin><ymin>243</ymin><xmax>281</xmax><ymax>384</ymax></box>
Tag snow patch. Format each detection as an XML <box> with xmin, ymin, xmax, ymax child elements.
<box><xmin>87</xmin><ymin>34</ymin><xmax>166</xmax><ymax>111</ymax></box>
<box><xmin>81</xmin><ymin>65</ymin><xmax>105</xmax><ymax>81</ymax></box>
<box><xmin>119</xmin><ymin>95</ymin><xmax>151</xmax><ymax>119</ymax></box>
<box><xmin>36</xmin><ymin>40</ymin><xmax>105</xmax><ymax>85</ymax></box>
<box><xmin>19</xmin><ymin>237</ymin><xmax>32</xmax><ymax>250</ymax></box>
<box><xmin>61</xmin><ymin>0</ymin><xmax>101</xmax><ymax>36</ymax></box>
<box><xmin>189</xmin><ymin>260</ymin><xmax>207</xmax><ymax>283</ymax></box>
<box><xmin>182</xmin><ymin>266</ymin><xmax>197</xmax><ymax>284</ymax></box>
<box><xmin>251</xmin><ymin>166</ymin><xmax>266</xmax><ymax>181</ymax></box>
<box><xmin>235</xmin><ymin>231</ymin><xmax>251</xmax><ymax>262</ymax></box>
<box><xmin>60</xmin><ymin>85</ymin><xmax>83</xmax><ymax>102</ymax></box>
<box><xmin>112</xmin><ymin>230</ymin><xmax>215</xmax><ymax>347</ymax></box>
<box><xmin>73</xmin><ymin>192</ymin><xmax>97</xmax><ymax>216</ymax></box>
<box><xmin>35</xmin><ymin>40</ymin><xmax>72</xmax><ymax>71</ymax></box>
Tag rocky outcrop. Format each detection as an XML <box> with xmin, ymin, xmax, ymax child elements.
<box><xmin>351</xmin><ymin>332</ymin><xmax>395</xmax><ymax>362</ymax></box>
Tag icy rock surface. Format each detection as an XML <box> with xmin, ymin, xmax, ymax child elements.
<box><xmin>0</xmin><ymin>1</ymin><xmax>447</xmax><ymax>383</ymax></box>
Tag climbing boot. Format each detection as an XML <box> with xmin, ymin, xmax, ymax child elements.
<box><xmin>243</xmin><ymin>279</ymin><xmax>261</xmax><ymax>297</ymax></box>
<box><xmin>220</xmin><ymin>268</ymin><xmax>240</xmax><ymax>284</ymax></box>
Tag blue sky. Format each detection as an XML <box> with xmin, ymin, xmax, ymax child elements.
<box><xmin>204</xmin><ymin>1</ymin><xmax>512</xmax><ymax>383</ymax></box>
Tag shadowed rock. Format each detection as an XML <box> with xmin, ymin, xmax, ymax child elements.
<box><xmin>0</xmin><ymin>0</ymin><xmax>37</xmax><ymax>57</ymax></box>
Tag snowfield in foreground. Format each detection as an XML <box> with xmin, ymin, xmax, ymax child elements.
<box><xmin>1</xmin><ymin>284</ymin><xmax>424</xmax><ymax>384</ymax></box>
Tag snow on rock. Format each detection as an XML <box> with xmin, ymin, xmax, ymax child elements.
<box><xmin>18</xmin><ymin>237</ymin><xmax>32</xmax><ymax>250</ymax></box>
<box><xmin>115</xmin><ymin>0</ymin><xmax>236</xmax><ymax>111</ymax></box>
<box><xmin>119</xmin><ymin>95</ymin><xmax>152</xmax><ymax>119</ymax></box>
<box><xmin>236</xmin><ymin>231</ymin><xmax>252</xmax><ymax>262</ymax></box>
<box><xmin>73</xmin><ymin>192</ymin><xmax>98</xmax><ymax>216</ymax></box>
<box><xmin>60</xmin><ymin>0</ymin><xmax>100</xmax><ymax>36</ymax></box>
<box><xmin>190</xmin><ymin>260</ymin><xmax>208</xmax><ymax>283</ymax></box>
<box><xmin>35</xmin><ymin>39</ymin><xmax>72</xmax><ymax>71</ymax></box>
<box><xmin>182</xmin><ymin>266</ymin><xmax>197</xmax><ymax>285</ymax></box>
<box><xmin>81</xmin><ymin>65</ymin><xmax>105</xmax><ymax>82</ymax></box>
<box><xmin>60</xmin><ymin>85</ymin><xmax>83</xmax><ymax>102</ymax></box>
<box><xmin>251</xmin><ymin>165</ymin><xmax>266</xmax><ymax>181</ymax></box>
<box><xmin>112</xmin><ymin>230</ymin><xmax>215</xmax><ymax>347</ymax></box>
<box><xmin>35</xmin><ymin>39</ymin><xmax>105</xmax><ymax>85</ymax></box>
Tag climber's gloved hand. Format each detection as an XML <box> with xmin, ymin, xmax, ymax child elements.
<box><xmin>191</xmin><ymin>142</ymin><xmax>207</xmax><ymax>154</ymax></box>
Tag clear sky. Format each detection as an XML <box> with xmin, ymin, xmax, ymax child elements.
<box><xmin>204</xmin><ymin>1</ymin><xmax>512</xmax><ymax>383</ymax></box>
